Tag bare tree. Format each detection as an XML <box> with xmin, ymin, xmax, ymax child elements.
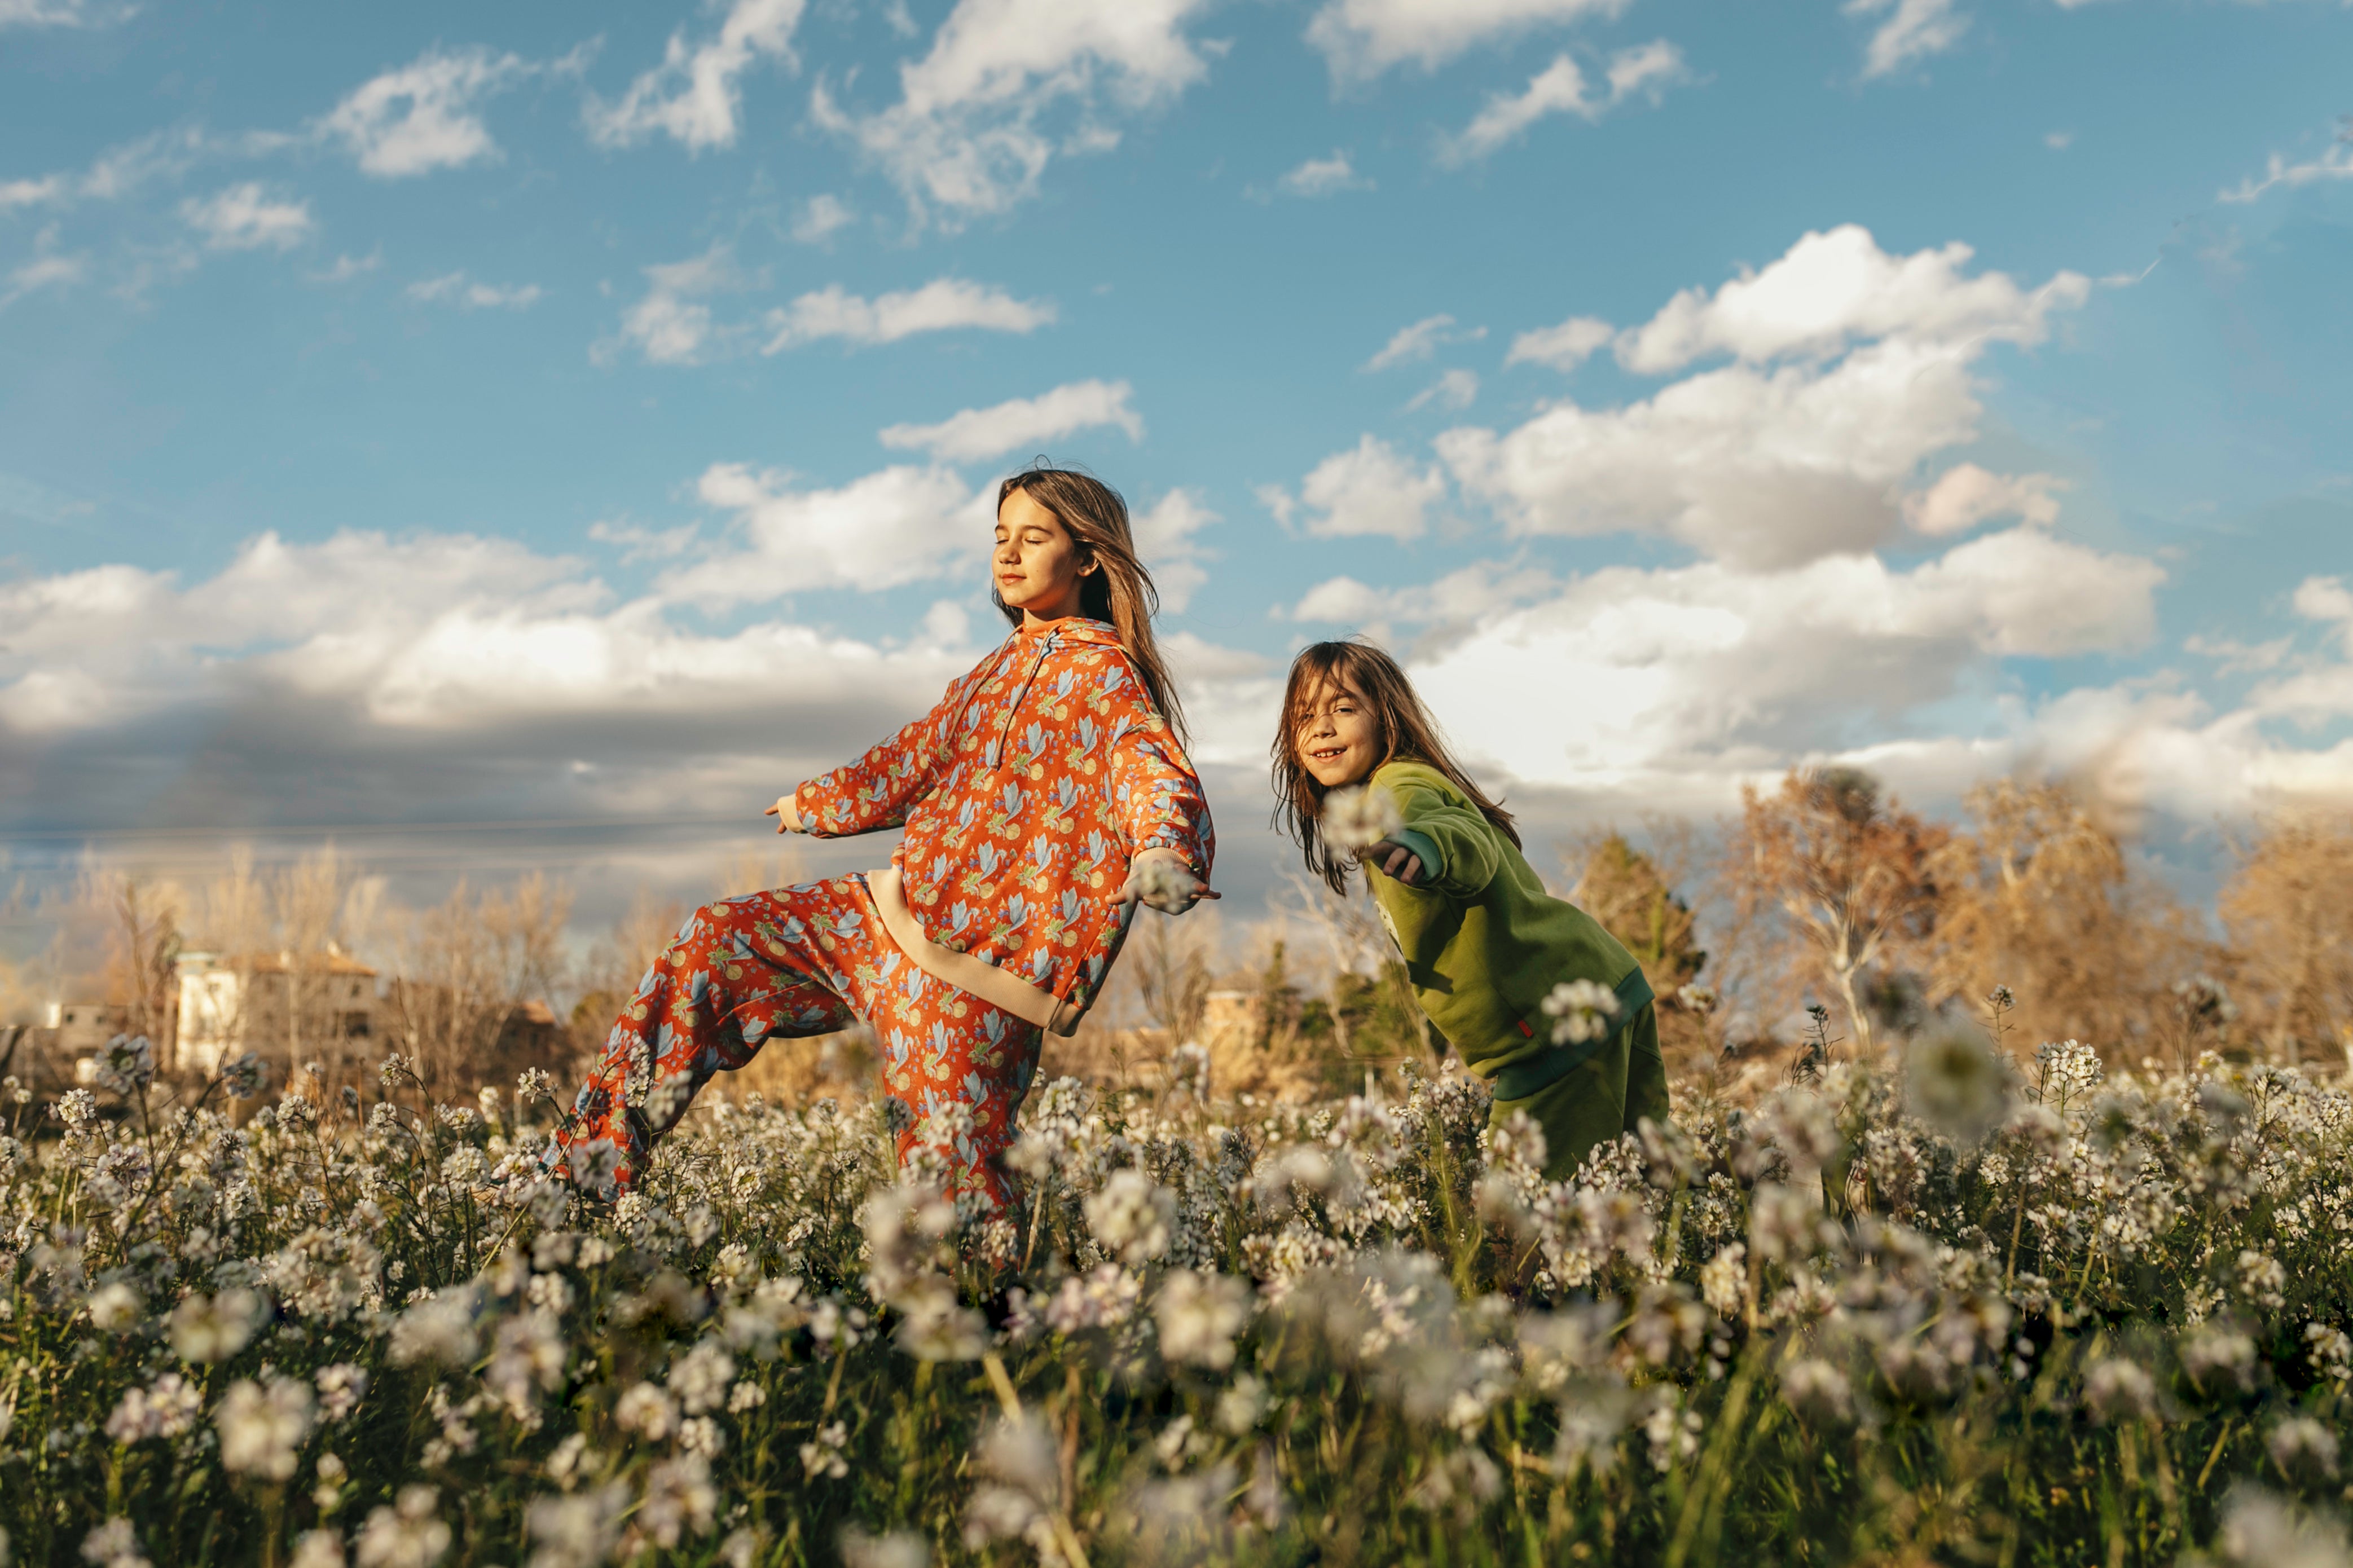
<box><xmin>1128</xmin><ymin>905</ymin><xmax>1219</xmax><ymax>1050</ymax></box>
<box><xmin>1721</xmin><ymin>768</ymin><xmax>1949</xmax><ymax>1059</ymax></box>
<box><xmin>2221</xmin><ymin>809</ymin><xmax>2353</xmax><ymax>1065</ymax></box>
<box><xmin>1927</xmin><ymin>777</ymin><xmax>2202</xmax><ymax>1060</ymax></box>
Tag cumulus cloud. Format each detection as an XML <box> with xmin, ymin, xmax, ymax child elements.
<box><xmin>1366</xmin><ymin>312</ymin><xmax>1485</xmax><ymax>372</ymax></box>
<box><xmin>1905</xmin><ymin>463</ymin><xmax>2065</xmax><ymax>536</ymax></box>
<box><xmin>585</xmin><ymin>0</ymin><xmax>805</xmax><ymax>151</ymax></box>
<box><xmin>657</xmin><ymin>463</ymin><xmax>991</xmax><ymax>607</ymax></box>
<box><xmin>179</xmin><ymin>183</ymin><xmax>313</xmax><ymax>251</ymax></box>
<box><xmin>1845</xmin><ymin>0</ymin><xmax>1969</xmax><ymax>80</ymax></box>
<box><xmin>1408</xmin><ymin>369</ymin><xmax>1480</xmax><ymax>411</ymax></box>
<box><xmin>1613</xmin><ymin>223</ymin><xmax>2087</xmax><ymax>374</ymax></box>
<box><xmin>1440</xmin><ymin>39</ymin><xmax>1688</xmax><ymax>163</ymax></box>
<box><xmin>1506</xmin><ymin>314</ymin><xmax>1612</xmax><ymax>371</ymax></box>
<box><xmin>1263</xmin><ymin>435</ymin><xmax>1447</xmax><ymax>541</ymax></box>
<box><xmin>321</xmin><ymin>46</ymin><xmax>537</xmax><ymax>178</ymax></box>
<box><xmin>1130</xmin><ymin>488</ymin><xmax>1217</xmax><ymax>612</ymax></box>
<box><xmin>406</xmin><ymin>271</ymin><xmax>542</xmax><ymax>310</ymax></box>
<box><xmin>0</xmin><ymin>0</ymin><xmax>133</xmax><ymax>27</ymax></box>
<box><xmin>878</xmin><ymin>378</ymin><xmax>1141</xmax><ymax>462</ymax></box>
<box><xmin>1395</xmin><ymin>528</ymin><xmax>2161</xmax><ymax>803</ymax></box>
<box><xmin>1439</xmin><ymin>224</ymin><xmax>2092</xmax><ymax>566</ymax></box>
<box><xmin>762</xmin><ymin>278</ymin><xmax>1054</xmax><ymax>351</ymax></box>
<box><xmin>791</xmin><ymin>193</ymin><xmax>856</xmax><ymax>243</ymax></box>
<box><xmin>606</xmin><ymin>244</ymin><xmax>745</xmax><ymax>365</ymax></box>
<box><xmin>811</xmin><ymin>0</ymin><xmax>1215</xmax><ymax>224</ymax></box>
<box><xmin>1277</xmin><ymin>150</ymin><xmax>1373</xmax><ymax>197</ymax></box>
<box><xmin>1307</xmin><ymin>0</ymin><xmax>1630</xmax><ymax>83</ymax></box>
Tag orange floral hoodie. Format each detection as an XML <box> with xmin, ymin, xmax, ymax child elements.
<box><xmin>792</xmin><ymin>615</ymin><xmax>1213</xmax><ymax>1031</ymax></box>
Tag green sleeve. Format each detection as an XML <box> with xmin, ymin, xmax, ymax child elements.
<box><xmin>1384</xmin><ymin>779</ymin><xmax>1500</xmax><ymax>899</ymax></box>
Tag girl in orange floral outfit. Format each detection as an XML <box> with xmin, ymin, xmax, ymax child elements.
<box><xmin>551</xmin><ymin>468</ymin><xmax>1216</xmax><ymax>1209</ymax></box>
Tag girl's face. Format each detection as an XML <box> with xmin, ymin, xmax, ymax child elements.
<box><xmin>1295</xmin><ymin>676</ymin><xmax>1382</xmax><ymax>790</ymax></box>
<box><xmin>995</xmin><ymin>488</ymin><xmax>1093</xmax><ymax>623</ymax></box>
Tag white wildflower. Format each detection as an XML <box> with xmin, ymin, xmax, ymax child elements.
<box><xmin>85</xmin><ymin>1282</ymin><xmax>142</xmax><ymax>1333</ymax></box>
<box><xmin>1085</xmin><ymin>1169</ymin><xmax>1175</xmax><ymax>1265</ymax></box>
<box><xmin>1541</xmin><ymin>979</ymin><xmax>1620</xmax><ymax>1046</ymax></box>
<box><xmin>354</xmin><ymin>1486</ymin><xmax>450</xmax><ymax>1568</ymax></box>
<box><xmin>1154</xmin><ymin>1269</ymin><xmax>1252</xmax><ymax>1371</ymax></box>
<box><xmin>80</xmin><ymin>1518</ymin><xmax>149</xmax><ymax>1568</ymax></box>
<box><xmin>104</xmin><ymin>1373</ymin><xmax>202</xmax><ymax>1443</ymax></box>
<box><xmin>216</xmin><ymin>1376</ymin><xmax>316</xmax><ymax>1481</ymax></box>
<box><xmin>169</xmin><ymin>1287</ymin><xmax>262</xmax><ymax>1363</ymax></box>
<box><xmin>614</xmin><ymin>1382</ymin><xmax>679</xmax><ymax>1442</ymax></box>
<box><xmin>1321</xmin><ymin>783</ymin><xmax>1402</xmax><ymax>852</ymax></box>
<box><xmin>639</xmin><ymin>1455</ymin><xmax>717</xmax><ymax>1548</ymax></box>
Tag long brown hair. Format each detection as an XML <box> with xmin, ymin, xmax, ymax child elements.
<box><xmin>1272</xmin><ymin>638</ymin><xmax>1520</xmax><ymax>892</ymax></box>
<box><xmin>995</xmin><ymin>463</ymin><xmax>1188</xmax><ymax>746</ymax></box>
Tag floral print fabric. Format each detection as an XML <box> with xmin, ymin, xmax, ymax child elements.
<box><xmin>556</xmin><ymin>874</ymin><xmax>1042</xmax><ymax>1207</ymax></box>
<box><xmin>794</xmin><ymin>616</ymin><xmax>1214</xmax><ymax>1016</ymax></box>
<box><xmin>554</xmin><ymin>616</ymin><xmax>1213</xmax><ymax>1206</ymax></box>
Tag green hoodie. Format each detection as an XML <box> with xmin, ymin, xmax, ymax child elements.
<box><xmin>1366</xmin><ymin>760</ymin><xmax>1672</xmax><ymax>1175</ymax></box>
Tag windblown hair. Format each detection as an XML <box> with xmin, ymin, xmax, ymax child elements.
<box><xmin>1273</xmin><ymin>638</ymin><xmax>1520</xmax><ymax>892</ymax></box>
<box><xmin>995</xmin><ymin>463</ymin><xmax>1188</xmax><ymax>747</ymax></box>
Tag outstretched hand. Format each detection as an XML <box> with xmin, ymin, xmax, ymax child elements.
<box><xmin>1359</xmin><ymin>838</ymin><xmax>1427</xmax><ymax>887</ymax></box>
<box><xmin>765</xmin><ymin>792</ymin><xmax>806</xmax><ymax>835</ymax></box>
<box><xmin>1120</xmin><ymin>848</ymin><xmax>1220</xmax><ymax>915</ymax></box>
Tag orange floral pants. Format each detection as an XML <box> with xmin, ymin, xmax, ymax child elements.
<box><xmin>554</xmin><ymin>874</ymin><xmax>1044</xmax><ymax>1210</ymax></box>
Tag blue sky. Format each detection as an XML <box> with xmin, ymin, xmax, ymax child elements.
<box><xmin>3</xmin><ymin>0</ymin><xmax>2351</xmax><ymax>930</ymax></box>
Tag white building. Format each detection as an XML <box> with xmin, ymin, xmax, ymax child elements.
<box><xmin>174</xmin><ymin>948</ymin><xmax>380</xmax><ymax>1077</ymax></box>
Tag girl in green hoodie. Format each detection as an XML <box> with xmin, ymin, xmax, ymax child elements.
<box><xmin>1273</xmin><ymin>639</ymin><xmax>1671</xmax><ymax>1181</ymax></box>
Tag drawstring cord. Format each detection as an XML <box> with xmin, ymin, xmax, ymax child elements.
<box><xmin>989</xmin><ymin>631</ymin><xmax>1054</xmax><ymax>774</ymax></box>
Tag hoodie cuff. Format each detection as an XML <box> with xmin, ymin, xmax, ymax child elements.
<box><xmin>1391</xmin><ymin>827</ymin><xmax>1444</xmax><ymax>882</ymax></box>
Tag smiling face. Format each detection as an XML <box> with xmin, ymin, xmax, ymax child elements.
<box><xmin>993</xmin><ymin>487</ymin><xmax>1094</xmax><ymax>624</ymax></box>
<box><xmin>1294</xmin><ymin>676</ymin><xmax>1384</xmax><ymax>790</ymax></box>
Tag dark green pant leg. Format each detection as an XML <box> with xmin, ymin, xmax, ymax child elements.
<box><xmin>1621</xmin><ymin>1002</ymin><xmax>1672</xmax><ymax>1137</ymax></box>
<box><xmin>1488</xmin><ymin>1003</ymin><xmax>1672</xmax><ymax>1183</ymax></box>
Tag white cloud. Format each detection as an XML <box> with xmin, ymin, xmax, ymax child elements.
<box><xmin>1438</xmin><ymin>225</ymin><xmax>2092</xmax><ymax>567</ymax></box>
<box><xmin>0</xmin><ymin>0</ymin><xmax>131</xmax><ymax>27</ymax></box>
<box><xmin>1441</xmin><ymin>39</ymin><xmax>1687</xmax><ymax>162</ymax></box>
<box><xmin>1398</xmin><ymin>528</ymin><xmax>2161</xmax><ymax>804</ymax></box>
<box><xmin>586</xmin><ymin>0</ymin><xmax>806</xmax><ymax>151</ymax></box>
<box><xmin>322</xmin><ymin>46</ymin><xmax>533</xmax><ymax>178</ymax></box>
<box><xmin>1131</xmin><ymin>488</ymin><xmax>1217</xmax><ymax>611</ymax></box>
<box><xmin>406</xmin><ymin>271</ymin><xmax>543</xmax><ymax>310</ymax></box>
<box><xmin>810</xmin><ymin>0</ymin><xmax>1215</xmax><ymax>224</ymax></box>
<box><xmin>762</xmin><ymin>278</ymin><xmax>1054</xmax><ymax>351</ymax></box>
<box><xmin>1366</xmin><ymin>312</ymin><xmax>1484</xmax><ymax>372</ymax></box>
<box><xmin>658</xmin><ymin>463</ymin><xmax>990</xmax><ymax>606</ymax></box>
<box><xmin>1506</xmin><ymin>313</ymin><xmax>1612</xmax><ymax>371</ymax></box>
<box><xmin>310</xmin><ymin>251</ymin><xmax>382</xmax><ymax>284</ymax></box>
<box><xmin>0</xmin><ymin>245</ymin><xmax>86</xmax><ymax>310</ymax></box>
<box><xmin>1408</xmin><ymin>368</ymin><xmax>1480</xmax><ymax>411</ymax></box>
<box><xmin>2044</xmin><ymin>130</ymin><xmax>2074</xmax><ymax>151</ymax></box>
<box><xmin>878</xmin><ymin>378</ymin><xmax>1141</xmax><ymax>462</ymax></box>
<box><xmin>179</xmin><ymin>183</ymin><xmax>313</xmax><ymax>251</ymax></box>
<box><xmin>607</xmin><ymin>244</ymin><xmax>744</xmax><ymax>365</ymax></box>
<box><xmin>1293</xmin><ymin>558</ymin><xmax>1558</xmax><ymax>631</ymax></box>
<box><xmin>1904</xmin><ymin>463</ymin><xmax>2065</xmax><ymax>536</ymax></box>
<box><xmin>1614</xmin><ymin>223</ymin><xmax>2087</xmax><ymax>375</ymax></box>
<box><xmin>1268</xmin><ymin>435</ymin><xmax>1447</xmax><ymax>541</ymax></box>
<box><xmin>2295</xmin><ymin>574</ymin><xmax>2353</xmax><ymax>625</ymax></box>
<box><xmin>1278</xmin><ymin>150</ymin><xmax>1373</xmax><ymax>197</ymax></box>
<box><xmin>1845</xmin><ymin>0</ymin><xmax>1969</xmax><ymax>81</ymax></box>
<box><xmin>2220</xmin><ymin>138</ymin><xmax>2353</xmax><ymax>205</ymax></box>
<box><xmin>1307</xmin><ymin>0</ymin><xmax>1630</xmax><ymax>83</ymax></box>
<box><xmin>791</xmin><ymin>193</ymin><xmax>856</xmax><ymax>242</ymax></box>
<box><xmin>0</xmin><ymin>175</ymin><xmax>64</xmax><ymax>211</ymax></box>
<box><xmin>0</xmin><ymin>527</ymin><xmax>987</xmax><ymax>759</ymax></box>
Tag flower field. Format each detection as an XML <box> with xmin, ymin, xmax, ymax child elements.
<box><xmin>4</xmin><ymin>1030</ymin><xmax>2352</xmax><ymax>1568</ymax></box>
